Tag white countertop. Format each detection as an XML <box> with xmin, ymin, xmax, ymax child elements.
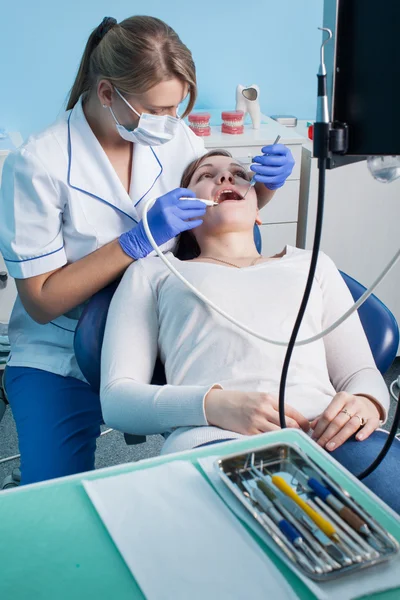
<box><xmin>204</xmin><ymin>117</ymin><xmax>305</xmax><ymax>148</ymax></box>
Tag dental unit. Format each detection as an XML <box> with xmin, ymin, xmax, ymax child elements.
<box><xmin>140</xmin><ymin>12</ymin><xmax>400</xmax><ymax>482</ymax></box>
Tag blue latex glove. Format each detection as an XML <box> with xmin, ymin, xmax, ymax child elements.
<box><xmin>250</xmin><ymin>144</ymin><xmax>295</xmax><ymax>191</ymax></box>
<box><xmin>119</xmin><ymin>188</ymin><xmax>206</xmax><ymax>259</ymax></box>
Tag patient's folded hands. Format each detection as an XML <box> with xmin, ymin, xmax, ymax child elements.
<box><xmin>311</xmin><ymin>391</ymin><xmax>382</xmax><ymax>451</ymax></box>
<box><xmin>204</xmin><ymin>388</ymin><xmax>310</xmax><ymax>436</ymax></box>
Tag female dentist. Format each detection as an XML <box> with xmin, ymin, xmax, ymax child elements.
<box><xmin>0</xmin><ymin>15</ymin><xmax>295</xmax><ymax>485</ymax></box>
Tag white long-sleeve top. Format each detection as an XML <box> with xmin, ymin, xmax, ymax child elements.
<box><xmin>100</xmin><ymin>246</ymin><xmax>389</xmax><ymax>454</ymax></box>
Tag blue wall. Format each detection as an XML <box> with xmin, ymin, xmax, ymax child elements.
<box><xmin>0</xmin><ymin>0</ymin><xmax>323</xmax><ymax>140</ymax></box>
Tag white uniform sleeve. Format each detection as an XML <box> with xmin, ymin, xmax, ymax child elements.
<box><xmin>183</xmin><ymin>121</ymin><xmax>207</xmax><ymax>159</ymax></box>
<box><xmin>0</xmin><ymin>149</ymin><xmax>67</xmax><ymax>278</ymax></box>
<box><xmin>100</xmin><ymin>261</ymin><xmax>212</xmax><ymax>436</ymax></box>
<box><xmin>317</xmin><ymin>252</ymin><xmax>389</xmax><ymax>421</ymax></box>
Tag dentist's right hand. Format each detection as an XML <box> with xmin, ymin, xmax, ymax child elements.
<box><xmin>119</xmin><ymin>188</ymin><xmax>206</xmax><ymax>259</ymax></box>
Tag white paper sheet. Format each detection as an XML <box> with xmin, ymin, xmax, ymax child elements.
<box><xmin>197</xmin><ymin>455</ymin><xmax>400</xmax><ymax>600</ymax></box>
<box><xmin>83</xmin><ymin>461</ymin><xmax>297</xmax><ymax>600</ymax></box>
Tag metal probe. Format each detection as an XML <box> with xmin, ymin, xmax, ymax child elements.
<box><xmin>251</xmin><ymin>472</ymin><xmax>351</xmax><ymax>567</ymax></box>
<box><xmin>180</xmin><ymin>197</ymin><xmax>218</xmax><ymax>207</ymax></box>
<box><xmin>242</xmin><ymin>134</ymin><xmax>282</xmax><ymax>199</ymax></box>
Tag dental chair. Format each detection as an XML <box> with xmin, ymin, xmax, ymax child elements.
<box><xmin>73</xmin><ymin>228</ymin><xmax>399</xmax><ymax>446</ymax></box>
<box><xmin>2</xmin><ymin>234</ymin><xmax>398</xmax><ymax>490</ymax></box>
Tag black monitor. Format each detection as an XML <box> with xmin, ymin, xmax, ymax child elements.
<box><xmin>323</xmin><ymin>0</ymin><xmax>400</xmax><ymax>167</ymax></box>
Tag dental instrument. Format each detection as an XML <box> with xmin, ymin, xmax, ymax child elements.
<box><xmin>278</xmin><ymin>26</ymin><xmax>332</xmax><ymax>433</ymax></box>
<box><xmin>254</xmin><ymin>479</ymin><xmax>348</xmax><ymax>568</ymax></box>
<box><xmin>306</xmin><ymin>477</ymin><xmax>371</xmax><ymax>536</ymax></box>
<box><xmin>306</xmin><ymin>497</ymin><xmax>365</xmax><ymax>563</ymax></box>
<box><xmin>270</xmin><ymin>475</ymin><xmax>366</xmax><ymax>562</ymax></box>
<box><xmin>249</xmin><ymin>479</ymin><xmax>334</xmax><ymax>573</ymax></box>
<box><xmin>252</xmin><ymin>474</ymin><xmax>352</xmax><ymax>568</ymax></box>
<box><xmin>232</xmin><ymin>478</ymin><xmax>311</xmax><ymax>570</ymax></box>
<box><xmin>180</xmin><ymin>197</ymin><xmax>218</xmax><ymax>207</ymax></box>
<box><xmin>129</xmin><ymin>199</ymin><xmax>400</xmax><ymax>349</ymax></box>
<box><xmin>269</xmin><ymin>475</ymin><xmax>337</xmax><ymax>540</ymax></box>
<box><xmin>140</xmin><ymin>16</ymin><xmax>400</xmax><ymax>482</ymax></box>
<box><xmin>243</xmin><ymin>482</ymin><xmax>324</xmax><ymax>574</ymax></box>
<box><xmin>242</xmin><ymin>134</ymin><xmax>281</xmax><ymax>199</ymax></box>
<box><xmin>311</xmin><ymin>497</ymin><xmax>379</xmax><ymax>559</ymax></box>
<box><xmin>235</xmin><ymin>476</ymin><xmax>318</xmax><ymax>574</ymax></box>
<box><xmin>301</xmin><ymin>475</ymin><xmax>383</xmax><ymax>553</ymax></box>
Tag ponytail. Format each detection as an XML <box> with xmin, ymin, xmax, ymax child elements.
<box><xmin>66</xmin><ymin>17</ymin><xmax>117</xmax><ymax>110</ymax></box>
<box><xmin>66</xmin><ymin>16</ymin><xmax>197</xmax><ymax>116</ymax></box>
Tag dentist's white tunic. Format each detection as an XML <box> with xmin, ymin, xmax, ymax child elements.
<box><xmin>0</xmin><ymin>98</ymin><xmax>205</xmax><ymax>381</ymax></box>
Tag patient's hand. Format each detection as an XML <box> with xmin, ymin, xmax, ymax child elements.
<box><xmin>311</xmin><ymin>392</ymin><xmax>381</xmax><ymax>451</ymax></box>
<box><xmin>204</xmin><ymin>389</ymin><xmax>310</xmax><ymax>436</ymax></box>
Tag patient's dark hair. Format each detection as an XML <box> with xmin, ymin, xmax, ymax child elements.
<box><xmin>174</xmin><ymin>149</ymin><xmax>232</xmax><ymax>260</ymax></box>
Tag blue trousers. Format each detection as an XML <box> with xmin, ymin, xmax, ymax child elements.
<box><xmin>4</xmin><ymin>366</ymin><xmax>400</xmax><ymax>514</ymax></box>
<box><xmin>4</xmin><ymin>366</ymin><xmax>103</xmax><ymax>486</ymax></box>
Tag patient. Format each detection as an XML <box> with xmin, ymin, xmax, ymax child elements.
<box><xmin>101</xmin><ymin>150</ymin><xmax>400</xmax><ymax>512</ymax></box>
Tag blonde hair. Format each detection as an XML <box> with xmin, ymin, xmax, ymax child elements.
<box><xmin>67</xmin><ymin>15</ymin><xmax>197</xmax><ymax>116</ymax></box>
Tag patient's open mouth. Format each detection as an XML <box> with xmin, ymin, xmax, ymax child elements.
<box><xmin>216</xmin><ymin>189</ymin><xmax>244</xmax><ymax>203</ymax></box>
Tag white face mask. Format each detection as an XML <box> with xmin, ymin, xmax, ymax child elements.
<box><xmin>109</xmin><ymin>88</ymin><xmax>180</xmax><ymax>146</ymax></box>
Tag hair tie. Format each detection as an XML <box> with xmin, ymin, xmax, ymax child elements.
<box><xmin>95</xmin><ymin>17</ymin><xmax>117</xmax><ymax>44</ymax></box>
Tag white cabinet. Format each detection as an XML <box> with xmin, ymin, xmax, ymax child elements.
<box><xmin>204</xmin><ymin>119</ymin><xmax>305</xmax><ymax>256</ymax></box>
<box><xmin>297</xmin><ymin>121</ymin><xmax>400</xmax><ymax>353</ymax></box>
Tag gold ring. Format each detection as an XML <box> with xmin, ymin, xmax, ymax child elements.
<box><xmin>340</xmin><ymin>408</ymin><xmax>353</xmax><ymax>419</ymax></box>
<box><xmin>355</xmin><ymin>414</ymin><xmax>366</xmax><ymax>427</ymax></box>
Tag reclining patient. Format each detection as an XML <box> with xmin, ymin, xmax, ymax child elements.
<box><xmin>101</xmin><ymin>149</ymin><xmax>400</xmax><ymax>512</ymax></box>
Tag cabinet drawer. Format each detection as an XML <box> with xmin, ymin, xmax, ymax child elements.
<box><xmin>259</xmin><ymin>223</ymin><xmax>297</xmax><ymax>256</ymax></box>
<box><xmin>223</xmin><ymin>144</ymin><xmax>302</xmax><ymax>180</ymax></box>
<box><xmin>259</xmin><ymin>180</ymin><xmax>299</xmax><ymax>224</ymax></box>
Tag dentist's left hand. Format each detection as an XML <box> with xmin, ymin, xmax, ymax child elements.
<box><xmin>250</xmin><ymin>144</ymin><xmax>295</xmax><ymax>191</ymax></box>
<box><xmin>119</xmin><ymin>188</ymin><xmax>206</xmax><ymax>259</ymax></box>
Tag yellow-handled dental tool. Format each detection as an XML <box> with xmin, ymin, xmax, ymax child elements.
<box><xmin>271</xmin><ymin>475</ymin><xmax>338</xmax><ymax>541</ymax></box>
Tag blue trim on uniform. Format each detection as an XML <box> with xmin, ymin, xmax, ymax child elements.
<box><xmin>50</xmin><ymin>321</ymin><xmax>75</xmax><ymax>333</ymax></box>
<box><xmin>134</xmin><ymin>147</ymin><xmax>163</xmax><ymax>208</ymax></box>
<box><xmin>66</xmin><ymin>112</ymin><xmax>138</xmax><ymax>225</ymax></box>
<box><xmin>3</xmin><ymin>245</ymin><xmax>65</xmax><ymax>264</ymax></box>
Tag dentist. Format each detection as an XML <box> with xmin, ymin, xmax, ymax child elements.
<box><xmin>0</xmin><ymin>15</ymin><xmax>295</xmax><ymax>485</ymax></box>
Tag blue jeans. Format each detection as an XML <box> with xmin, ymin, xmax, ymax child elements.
<box><xmin>4</xmin><ymin>366</ymin><xmax>103</xmax><ymax>485</ymax></box>
<box><xmin>331</xmin><ymin>431</ymin><xmax>400</xmax><ymax>513</ymax></box>
<box><xmin>197</xmin><ymin>431</ymin><xmax>400</xmax><ymax>514</ymax></box>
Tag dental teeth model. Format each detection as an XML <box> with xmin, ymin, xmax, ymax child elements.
<box><xmin>188</xmin><ymin>112</ymin><xmax>211</xmax><ymax>137</ymax></box>
<box><xmin>221</xmin><ymin>110</ymin><xmax>244</xmax><ymax>134</ymax></box>
<box><xmin>236</xmin><ymin>84</ymin><xmax>261</xmax><ymax>130</ymax></box>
